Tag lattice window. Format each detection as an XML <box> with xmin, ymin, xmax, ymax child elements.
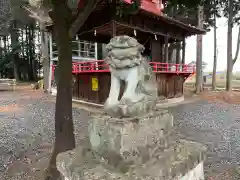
<box><xmin>52</xmin><ymin>39</ymin><xmax>96</xmax><ymax>61</ymax></box>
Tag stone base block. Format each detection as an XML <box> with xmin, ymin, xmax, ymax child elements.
<box><xmin>57</xmin><ymin>139</ymin><xmax>206</xmax><ymax>180</ymax></box>
<box><xmin>62</xmin><ymin>162</ymin><xmax>204</xmax><ymax>180</ymax></box>
<box><xmin>130</xmin><ymin>139</ymin><xmax>206</xmax><ymax>180</ymax></box>
<box><xmin>89</xmin><ymin>110</ymin><xmax>173</xmax><ymax>156</ymax></box>
<box><xmin>57</xmin><ymin>110</ymin><xmax>206</xmax><ymax>180</ymax></box>
<box><xmin>179</xmin><ymin>162</ymin><xmax>204</xmax><ymax>180</ymax></box>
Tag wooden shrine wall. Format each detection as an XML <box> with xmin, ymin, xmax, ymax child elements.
<box><xmin>72</xmin><ymin>72</ymin><xmax>186</xmax><ymax>104</ymax></box>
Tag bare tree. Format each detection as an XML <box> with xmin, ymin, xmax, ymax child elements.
<box><xmin>233</xmin><ymin>26</ymin><xmax>240</xmax><ymax>65</ymax></box>
<box><xmin>226</xmin><ymin>0</ymin><xmax>234</xmax><ymax>91</ymax></box>
<box><xmin>196</xmin><ymin>4</ymin><xmax>204</xmax><ymax>93</ymax></box>
<box><xmin>212</xmin><ymin>0</ymin><xmax>217</xmax><ymax>91</ymax></box>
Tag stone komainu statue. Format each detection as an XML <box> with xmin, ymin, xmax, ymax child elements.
<box><xmin>104</xmin><ymin>35</ymin><xmax>158</xmax><ymax>117</ymax></box>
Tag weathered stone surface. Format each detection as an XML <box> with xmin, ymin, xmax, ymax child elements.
<box><xmin>130</xmin><ymin>139</ymin><xmax>206</xmax><ymax>180</ymax></box>
<box><xmin>56</xmin><ymin>146</ymin><xmax>128</xmax><ymax>180</ymax></box>
<box><xmin>56</xmin><ymin>138</ymin><xmax>206</xmax><ymax>180</ymax></box>
<box><xmin>89</xmin><ymin>109</ymin><xmax>173</xmax><ymax>157</ymax></box>
<box><xmin>179</xmin><ymin>162</ymin><xmax>204</xmax><ymax>180</ymax></box>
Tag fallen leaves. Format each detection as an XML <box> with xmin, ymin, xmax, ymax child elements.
<box><xmin>200</xmin><ymin>91</ymin><xmax>240</xmax><ymax>104</ymax></box>
<box><xmin>0</xmin><ymin>104</ymin><xmax>21</xmax><ymax>112</ymax></box>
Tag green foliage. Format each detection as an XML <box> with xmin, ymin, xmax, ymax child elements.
<box><xmin>167</xmin><ymin>0</ymin><xmax>202</xmax><ymax>8</ymax></box>
<box><xmin>164</xmin><ymin>0</ymin><xmax>221</xmax><ymax>28</ymax></box>
<box><xmin>220</xmin><ymin>0</ymin><xmax>240</xmax><ymax>24</ymax></box>
<box><xmin>165</xmin><ymin>0</ymin><xmax>240</xmax><ymax>28</ymax></box>
<box><xmin>0</xmin><ymin>22</ymin><xmax>41</xmax><ymax>80</ymax></box>
<box><xmin>0</xmin><ymin>41</ymin><xmax>25</xmax><ymax>72</ymax></box>
<box><xmin>116</xmin><ymin>0</ymin><xmax>140</xmax><ymax>17</ymax></box>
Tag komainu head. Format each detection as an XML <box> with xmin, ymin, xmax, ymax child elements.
<box><xmin>105</xmin><ymin>35</ymin><xmax>145</xmax><ymax>69</ymax></box>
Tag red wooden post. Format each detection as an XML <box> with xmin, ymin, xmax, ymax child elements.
<box><xmin>72</xmin><ymin>63</ymin><xmax>76</xmax><ymax>73</ymax></box>
<box><xmin>51</xmin><ymin>65</ymin><xmax>55</xmax><ymax>80</ymax></box>
<box><xmin>166</xmin><ymin>63</ymin><xmax>169</xmax><ymax>72</ymax></box>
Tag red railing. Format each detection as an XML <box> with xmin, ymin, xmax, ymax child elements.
<box><xmin>51</xmin><ymin>60</ymin><xmax>195</xmax><ymax>77</ymax></box>
<box><xmin>149</xmin><ymin>62</ymin><xmax>196</xmax><ymax>73</ymax></box>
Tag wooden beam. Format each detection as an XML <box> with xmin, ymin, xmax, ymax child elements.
<box><xmin>118</xmin><ymin>15</ymin><xmax>183</xmax><ymax>40</ymax></box>
<box><xmin>78</xmin><ymin>7</ymin><xmax>112</xmax><ymax>34</ymax></box>
<box><xmin>129</xmin><ymin>15</ymin><xmax>185</xmax><ymax>40</ymax></box>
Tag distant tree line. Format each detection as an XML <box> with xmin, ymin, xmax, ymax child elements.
<box><xmin>0</xmin><ymin>21</ymin><xmax>42</xmax><ymax>81</ymax></box>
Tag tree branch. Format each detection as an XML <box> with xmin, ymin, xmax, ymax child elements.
<box><xmin>233</xmin><ymin>25</ymin><xmax>240</xmax><ymax>65</ymax></box>
<box><xmin>69</xmin><ymin>0</ymin><xmax>86</xmax><ymax>25</ymax></box>
<box><xmin>69</xmin><ymin>0</ymin><xmax>100</xmax><ymax>38</ymax></box>
<box><xmin>21</xmin><ymin>5</ymin><xmax>52</xmax><ymax>27</ymax></box>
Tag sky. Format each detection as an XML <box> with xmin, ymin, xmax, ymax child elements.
<box><xmin>185</xmin><ymin>17</ymin><xmax>240</xmax><ymax>72</ymax></box>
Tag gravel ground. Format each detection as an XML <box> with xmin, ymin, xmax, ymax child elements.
<box><xmin>0</xmin><ymin>90</ymin><xmax>90</xmax><ymax>179</ymax></box>
<box><xmin>0</xmin><ymin>89</ymin><xmax>239</xmax><ymax>179</ymax></box>
<box><xmin>169</xmin><ymin>100</ymin><xmax>240</xmax><ymax>178</ymax></box>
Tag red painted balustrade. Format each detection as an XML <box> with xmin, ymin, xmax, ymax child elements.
<box><xmin>51</xmin><ymin>60</ymin><xmax>195</xmax><ymax>79</ymax></box>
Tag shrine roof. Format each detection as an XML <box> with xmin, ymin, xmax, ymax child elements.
<box><xmin>123</xmin><ymin>0</ymin><xmax>164</xmax><ymax>16</ymax></box>
<box><xmin>122</xmin><ymin>0</ymin><xmax>205</xmax><ymax>35</ymax></box>
<box><xmin>45</xmin><ymin>0</ymin><xmax>206</xmax><ymax>37</ymax></box>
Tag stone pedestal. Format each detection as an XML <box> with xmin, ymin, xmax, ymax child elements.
<box><xmin>56</xmin><ymin>110</ymin><xmax>206</xmax><ymax>180</ymax></box>
<box><xmin>56</xmin><ymin>36</ymin><xmax>206</xmax><ymax>180</ymax></box>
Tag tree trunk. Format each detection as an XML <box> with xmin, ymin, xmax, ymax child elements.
<box><xmin>3</xmin><ymin>36</ymin><xmax>7</xmax><ymax>55</ymax></box>
<box><xmin>10</xmin><ymin>20</ymin><xmax>20</xmax><ymax>81</ymax></box>
<box><xmin>45</xmin><ymin>1</ymin><xmax>75</xmax><ymax>179</ymax></box>
<box><xmin>233</xmin><ymin>25</ymin><xmax>240</xmax><ymax>65</ymax></box>
<box><xmin>226</xmin><ymin>0</ymin><xmax>234</xmax><ymax>91</ymax></box>
<box><xmin>29</xmin><ymin>23</ymin><xmax>37</xmax><ymax>81</ymax></box>
<box><xmin>40</xmin><ymin>23</ymin><xmax>50</xmax><ymax>92</ymax></box>
<box><xmin>27</xmin><ymin>24</ymin><xmax>36</xmax><ymax>81</ymax></box>
<box><xmin>196</xmin><ymin>5</ymin><xmax>204</xmax><ymax>93</ymax></box>
<box><xmin>25</xmin><ymin>25</ymin><xmax>30</xmax><ymax>81</ymax></box>
<box><xmin>212</xmin><ymin>4</ymin><xmax>217</xmax><ymax>91</ymax></box>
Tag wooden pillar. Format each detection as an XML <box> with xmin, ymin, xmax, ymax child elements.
<box><xmin>112</xmin><ymin>21</ymin><xmax>116</xmax><ymax>37</ymax></box>
<box><xmin>176</xmin><ymin>42</ymin><xmax>181</xmax><ymax>64</ymax></box>
<box><xmin>168</xmin><ymin>43</ymin><xmax>176</xmax><ymax>64</ymax></box>
<box><xmin>164</xmin><ymin>36</ymin><xmax>169</xmax><ymax>63</ymax></box>
<box><xmin>182</xmin><ymin>38</ymin><xmax>186</xmax><ymax>64</ymax></box>
<box><xmin>160</xmin><ymin>40</ymin><xmax>163</xmax><ymax>62</ymax></box>
<box><xmin>161</xmin><ymin>40</ymin><xmax>164</xmax><ymax>62</ymax></box>
<box><xmin>151</xmin><ymin>39</ymin><xmax>161</xmax><ymax>62</ymax></box>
